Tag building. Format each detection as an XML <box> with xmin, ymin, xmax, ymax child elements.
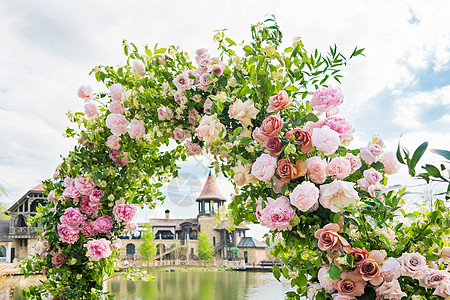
<box><xmin>119</xmin><ymin>172</ymin><xmax>269</xmax><ymax>264</ymax></box>
<box><xmin>0</xmin><ymin>184</ymin><xmax>46</xmax><ymax>262</ymax></box>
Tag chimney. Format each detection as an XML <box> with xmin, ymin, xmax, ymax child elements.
<box><xmin>165</xmin><ymin>209</ymin><xmax>170</xmax><ymax>220</ymax></box>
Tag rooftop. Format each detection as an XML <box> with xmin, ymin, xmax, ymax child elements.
<box><xmin>196</xmin><ymin>171</ymin><xmax>226</xmax><ymax>202</ymax></box>
<box><xmin>236</xmin><ymin>237</ymin><xmax>267</xmax><ymax>248</ymax></box>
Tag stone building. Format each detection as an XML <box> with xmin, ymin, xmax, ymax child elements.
<box><xmin>119</xmin><ymin>172</ymin><xmax>269</xmax><ymax>264</ymax></box>
<box><xmin>1</xmin><ymin>184</ymin><xmax>46</xmax><ymax>262</ymax></box>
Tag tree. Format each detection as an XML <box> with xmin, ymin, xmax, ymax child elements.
<box><xmin>138</xmin><ymin>224</ymin><xmax>157</xmax><ymax>266</ymax></box>
<box><xmin>197</xmin><ymin>232</ymin><xmax>214</xmax><ymax>262</ymax></box>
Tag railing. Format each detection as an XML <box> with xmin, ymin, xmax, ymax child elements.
<box><xmin>9</xmin><ymin>227</ymin><xmax>38</xmax><ymax>236</ymax></box>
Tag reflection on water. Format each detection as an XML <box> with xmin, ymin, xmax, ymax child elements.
<box><xmin>13</xmin><ymin>271</ymin><xmax>292</xmax><ymax>300</ymax></box>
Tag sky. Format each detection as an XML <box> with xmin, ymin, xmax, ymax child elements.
<box><xmin>0</xmin><ymin>0</ymin><xmax>449</xmax><ymax>240</ymax></box>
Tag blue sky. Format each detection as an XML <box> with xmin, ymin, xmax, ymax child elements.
<box><xmin>1</xmin><ymin>0</ymin><xmax>449</xmax><ymax>240</ymax></box>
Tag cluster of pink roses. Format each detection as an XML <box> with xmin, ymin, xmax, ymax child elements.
<box><xmin>309</xmin><ymin>223</ymin><xmax>450</xmax><ymax>300</ymax></box>
<box><xmin>77</xmin><ymin>85</ymin><xmax>100</xmax><ymax>119</ymax></box>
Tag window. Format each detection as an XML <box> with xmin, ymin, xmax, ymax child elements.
<box><xmin>213</xmin><ymin>236</ymin><xmax>216</xmax><ymax>246</ymax></box>
<box><xmin>126</xmin><ymin>244</ymin><xmax>135</xmax><ymax>255</ymax></box>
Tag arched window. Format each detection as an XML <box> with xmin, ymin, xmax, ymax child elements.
<box><xmin>15</xmin><ymin>215</ymin><xmax>27</xmax><ymax>227</ymax></box>
<box><xmin>213</xmin><ymin>236</ymin><xmax>216</xmax><ymax>246</ymax></box>
<box><xmin>0</xmin><ymin>245</ymin><xmax>6</xmax><ymax>257</ymax></box>
<box><xmin>126</xmin><ymin>244</ymin><xmax>135</xmax><ymax>255</ymax></box>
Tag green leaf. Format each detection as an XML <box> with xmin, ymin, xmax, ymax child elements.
<box><xmin>422</xmin><ymin>164</ymin><xmax>441</xmax><ymax>178</ymax></box>
<box><xmin>396</xmin><ymin>142</ymin><xmax>405</xmax><ymax>164</ymax></box>
<box><xmin>304</xmin><ymin>113</ymin><xmax>319</xmax><ymax>122</ymax></box>
<box><xmin>145</xmin><ymin>48</ymin><xmax>152</xmax><ymax>57</ymax></box>
<box><xmin>273</xmin><ymin>264</ymin><xmax>281</xmax><ymax>281</ymax></box>
<box><xmin>409</xmin><ymin>141</ymin><xmax>428</xmax><ymax>176</ymax></box>
<box><xmin>431</xmin><ymin>149</ymin><xmax>450</xmax><ymax>161</ymax></box>
<box><xmin>225</xmin><ymin>38</ymin><xmax>236</xmax><ymax>46</ymax></box>
<box><xmin>233</xmin><ymin>127</ymin><xmax>243</xmax><ymax>137</ymax></box>
<box><xmin>328</xmin><ymin>265</ymin><xmax>341</xmax><ymax>280</ymax></box>
<box><xmin>154</xmin><ymin>48</ymin><xmax>166</xmax><ymax>54</ymax></box>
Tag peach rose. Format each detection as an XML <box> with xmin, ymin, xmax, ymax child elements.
<box><xmin>260</xmin><ymin>114</ymin><xmax>283</xmax><ymax>137</ymax></box>
<box><xmin>228</xmin><ymin>99</ymin><xmax>259</xmax><ymax>128</ymax></box>
<box><xmin>106</xmin><ymin>113</ymin><xmax>129</xmax><ymax>136</ymax></box>
<box><xmin>326</xmin><ymin>157</ymin><xmax>351</xmax><ymax>180</ymax></box>
<box><xmin>231</xmin><ymin>162</ymin><xmax>255</xmax><ymax>186</ymax></box>
<box><xmin>84</xmin><ymin>102</ymin><xmax>99</xmax><ymax>119</ymax></box>
<box><xmin>306</xmin><ymin>157</ymin><xmax>327</xmax><ymax>184</ymax></box>
<box><xmin>349</xmin><ymin>247</ymin><xmax>369</xmax><ymax>266</ymax></box>
<box><xmin>344</xmin><ymin>153</ymin><xmax>362</xmax><ymax>173</ymax></box>
<box><xmin>128</xmin><ymin>119</ymin><xmax>145</xmax><ymax>138</ymax></box>
<box><xmin>132</xmin><ymin>59</ymin><xmax>146</xmax><ymax>76</ymax></box>
<box><xmin>195</xmin><ymin>114</ymin><xmax>226</xmax><ymax>144</ymax></box>
<box><xmin>106</xmin><ymin>135</ymin><xmax>121</xmax><ymax>150</ymax></box>
<box><xmin>77</xmin><ymin>85</ymin><xmax>93</xmax><ymax>101</ymax></box>
<box><xmin>251</xmin><ymin>153</ymin><xmax>277</xmax><ymax>181</ymax></box>
<box><xmin>359</xmin><ymin>259</ymin><xmax>383</xmax><ymax>286</ymax></box>
<box><xmin>335</xmin><ymin>270</ymin><xmax>367</xmax><ymax>298</ymax></box>
<box><xmin>277</xmin><ymin>159</ymin><xmax>306</xmax><ymax>183</ymax></box>
<box><xmin>285</xmin><ymin>128</ymin><xmax>312</xmax><ymax>153</ymax></box>
<box><xmin>267</xmin><ymin>90</ymin><xmax>292</xmax><ymax>112</ymax></box>
<box><xmin>109</xmin><ymin>101</ymin><xmax>123</xmax><ymax>114</ymax></box>
<box><xmin>252</xmin><ymin>127</ymin><xmax>269</xmax><ymax>146</ymax></box>
<box><xmin>319</xmin><ymin>180</ymin><xmax>359</xmax><ymax>212</ymax></box>
<box><xmin>289</xmin><ymin>181</ymin><xmax>319</xmax><ymax>212</ymax></box>
<box><xmin>314</xmin><ymin>223</ymin><xmax>342</xmax><ymax>251</ymax></box>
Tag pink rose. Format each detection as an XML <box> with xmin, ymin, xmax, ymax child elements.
<box><xmin>171</xmin><ymin>128</ymin><xmax>186</xmax><ymax>142</ymax></box>
<box><xmin>174</xmin><ymin>73</ymin><xmax>194</xmax><ymax>91</ymax></box>
<box><xmin>319</xmin><ymin>180</ymin><xmax>359</xmax><ymax>212</ymax></box>
<box><xmin>110</xmin><ymin>238</ymin><xmax>122</xmax><ymax>251</ymax></box>
<box><xmin>359</xmin><ymin>258</ymin><xmax>383</xmax><ymax>286</ymax></box>
<box><xmin>260</xmin><ymin>114</ymin><xmax>283</xmax><ymax>137</ymax></box>
<box><xmin>94</xmin><ymin>215</ymin><xmax>113</xmax><ymax>233</ymax></box>
<box><xmin>84</xmin><ymin>238</ymin><xmax>112</xmax><ymax>260</ymax></box>
<box><xmin>251</xmin><ymin>154</ymin><xmax>277</xmax><ymax>181</ymax></box>
<box><xmin>207</xmin><ymin>62</ymin><xmax>226</xmax><ymax>77</ymax></box>
<box><xmin>62</xmin><ymin>177</ymin><xmax>73</xmax><ymax>188</ymax></box>
<box><xmin>52</xmin><ymin>252</ymin><xmax>68</xmax><ymax>268</ymax></box>
<box><xmin>252</xmin><ymin>127</ymin><xmax>269</xmax><ymax>146</ymax></box>
<box><xmin>380</xmin><ymin>257</ymin><xmax>401</xmax><ymax>282</ymax></box>
<box><xmin>188</xmin><ymin>109</ymin><xmax>199</xmax><ymax>126</ymax></box>
<box><xmin>126</xmin><ymin>220</ymin><xmax>138</xmax><ymax>232</ymax></box>
<box><xmin>350</xmin><ymin>248</ymin><xmax>369</xmax><ymax>266</ymax></box>
<box><xmin>318</xmin><ymin>265</ymin><xmax>337</xmax><ymax>293</ymax></box>
<box><xmin>195</xmin><ymin>48</ymin><xmax>208</xmax><ymax>60</ymax></box>
<box><xmin>106</xmin><ymin>113</ymin><xmax>129</xmax><ymax>136</ymax></box>
<box><xmin>267</xmin><ymin>90</ymin><xmax>292</xmax><ymax>113</ymax></box>
<box><xmin>310</xmin><ymin>86</ymin><xmax>344</xmax><ymax>116</ymax></box>
<box><xmin>285</xmin><ymin>128</ymin><xmax>313</xmax><ymax>154</ymax></box>
<box><xmin>272</xmin><ymin>176</ymin><xmax>285</xmax><ymax>194</ymax></box>
<box><xmin>323</xmin><ymin>117</ymin><xmax>354</xmax><ymax>143</ymax></box>
<box><xmin>306</xmin><ymin>157</ymin><xmax>327</xmax><ymax>184</ymax></box>
<box><xmin>74</xmin><ymin>174</ymin><xmax>96</xmax><ymax>195</ymax></box>
<box><xmin>57</xmin><ymin>223</ymin><xmax>79</xmax><ymax>244</ymax></box>
<box><xmin>290</xmin><ymin>181</ymin><xmax>319</xmax><ymax>212</ymax></box>
<box><xmin>304</xmin><ymin>120</ymin><xmax>324</xmax><ymax>133</ymax></box>
<box><xmin>375</xmin><ymin>280</ymin><xmax>406</xmax><ymax>300</ymax></box>
<box><xmin>128</xmin><ymin>119</ymin><xmax>145</xmax><ymax>138</ymax></box>
<box><xmin>84</xmin><ymin>102</ymin><xmax>99</xmax><ymax>119</ymax></box>
<box><xmin>437</xmin><ymin>247</ymin><xmax>450</xmax><ymax>265</ymax></box>
<box><xmin>80</xmin><ymin>196</ymin><xmax>99</xmax><ymax>216</ymax></box>
<box><xmin>315</xmin><ymin>223</ymin><xmax>344</xmax><ymax>251</ymax></box>
<box><xmin>53</xmin><ymin>165</ymin><xmax>60</xmax><ymax>180</ymax></box>
<box><xmin>204</xmin><ymin>98</ymin><xmax>213</xmax><ymax>114</ymax></box>
<box><xmin>132</xmin><ymin>59</ymin><xmax>146</xmax><ymax>76</ymax></box>
<box><xmin>344</xmin><ymin>153</ymin><xmax>362</xmax><ymax>173</ymax></box>
<box><xmin>63</xmin><ymin>184</ymin><xmax>81</xmax><ymax>199</ymax></box>
<box><xmin>199</xmin><ymin>73</ymin><xmax>213</xmax><ymax>91</ymax></box>
<box><xmin>331</xmin><ymin>294</ymin><xmax>352</xmax><ymax>300</ymax></box>
<box><xmin>47</xmin><ymin>190</ymin><xmax>56</xmax><ymax>202</ymax></box>
<box><xmin>109</xmin><ymin>101</ymin><xmax>123</xmax><ymax>114</ymax></box>
<box><xmin>80</xmin><ymin>220</ymin><xmax>97</xmax><ymax>237</ymax></box>
<box><xmin>113</xmin><ymin>203</ymin><xmax>136</xmax><ymax>223</ymax></box>
<box><xmin>326</xmin><ymin>157</ymin><xmax>351</xmax><ymax>180</ymax></box>
<box><xmin>264</xmin><ymin>136</ymin><xmax>283</xmax><ymax>157</ymax></box>
<box><xmin>198</xmin><ymin>57</ymin><xmax>212</xmax><ymax>71</ymax></box>
<box><xmin>89</xmin><ymin>189</ymin><xmax>104</xmax><ymax>204</ymax></box>
<box><xmin>60</xmin><ymin>207</ymin><xmax>85</xmax><ymax>227</ymax></box>
<box><xmin>311</xmin><ymin>126</ymin><xmax>340</xmax><ymax>156</ymax></box>
<box><xmin>157</xmin><ymin>107</ymin><xmax>173</xmax><ymax>120</ymax></box>
<box><xmin>174</xmin><ymin>92</ymin><xmax>182</xmax><ymax>104</ymax></box>
<box><xmin>185</xmin><ymin>141</ymin><xmax>202</xmax><ymax>156</ymax></box>
<box><xmin>77</xmin><ymin>85</ymin><xmax>93</xmax><ymax>101</ymax></box>
<box><xmin>106</xmin><ymin>135</ymin><xmax>121</xmax><ymax>150</ymax></box>
<box><xmin>360</xmin><ymin>141</ymin><xmax>384</xmax><ymax>165</ymax></box>
<box><xmin>307</xmin><ymin>283</ymin><xmax>323</xmax><ymax>300</ymax></box>
<box><xmin>379</xmin><ymin>152</ymin><xmax>401</xmax><ymax>175</ymax></box>
<box><xmin>258</xmin><ymin>196</ymin><xmax>295</xmax><ymax>231</ymax></box>
<box><xmin>363</xmin><ymin>168</ymin><xmax>382</xmax><ymax>185</ymax></box>
<box><xmin>398</xmin><ymin>252</ymin><xmax>428</xmax><ymax>279</ymax></box>
<box><xmin>109</xmin><ymin>84</ymin><xmax>124</xmax><ymax>102</ymax></box>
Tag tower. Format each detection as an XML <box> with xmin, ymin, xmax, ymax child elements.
<box><xmin>196</xmin><ymin>170</ymin><xmax>226</xmax><ymax>216</ymax></box>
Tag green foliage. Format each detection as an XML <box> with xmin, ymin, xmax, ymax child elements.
<box><xmin>197</xmin><ymin>232</ymin><xmax>214</xmax><ymax>262</ymax></box>
<box><xmin>138</xmin><ymin>224</ymin><xmax>157</xmax><ymax>264</ymax></box>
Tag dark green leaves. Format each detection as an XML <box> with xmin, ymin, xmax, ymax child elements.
<box><xmin>327</xmin><ymin>265</ymin><xmax>341</xmax><ymax>280</ymax></box>
<box><xmin>431</xmin><ymin>149</ymin><xmax>450</xmax><ymax>161</ymax></box>
<box><xmin>273</xmin><ymin>264</ymin><xmax>281</xmax><ymax>281</ymax></box>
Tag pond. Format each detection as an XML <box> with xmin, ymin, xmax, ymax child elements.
<box><xmin>12</xmin><ymin>271</ymin><xmax>294</xmax><ymax>300</ymax></box>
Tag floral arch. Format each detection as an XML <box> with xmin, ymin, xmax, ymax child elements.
<box><xmin>21</xmin><ymin>17</ymin><xmax>450</xmax><ymax>300</ymax></box>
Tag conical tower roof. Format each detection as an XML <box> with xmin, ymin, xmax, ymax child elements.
<box><xmin>196</xmin><ymin>170</ymin><xmax>226</xmax><ymax>202</ymax></box>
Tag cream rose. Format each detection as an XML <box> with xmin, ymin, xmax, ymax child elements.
<box><xmin>228</xmin><ymin>99</ymin><xmax>259</xmax><ymax>128</ymax></box>
<box><xmin>195</xmin><ymin>114</ymin><xmax>226</xmax><ymax>144</ymax></box>
<box><xmin>319</xmin><ymin>180</ymin><xmax>359</xmax><ymax>212</ymax></box>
